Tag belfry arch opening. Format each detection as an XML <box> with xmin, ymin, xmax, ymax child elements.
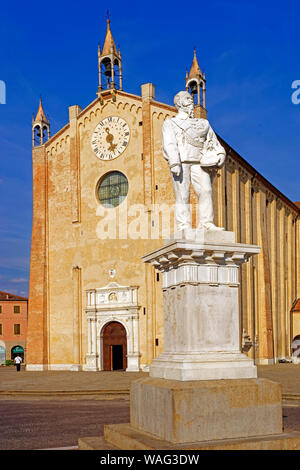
<box><xmin>43</xmin><ymin>126</ymin><xmax>49</xmax><ymax>144</ymax></box>
<box><xmin>33</xmin><ymin>125</ymin><xmax>41</xmax><ymax>146</ymax></box>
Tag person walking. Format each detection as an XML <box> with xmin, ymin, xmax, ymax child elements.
<box><xmin>14</xmin><ymin>355</ymin><xmax>22</xmax><ymax>372</ymax></box>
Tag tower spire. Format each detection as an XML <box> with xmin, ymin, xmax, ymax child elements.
<box><xmin>185</xmin><ymin>48</ymin><xmax>206</xmax><ymax>118</ymax></box>
<box><xmin>32</xmin><ymin>97</ymin><xmax>50</xmax><ymax>147</ymax></box>
<box><xmin>98</xmin><ymin>14</ymin><xmax>122</xmax><ymax>93</ymax></box>
<box><xmin>34</xmin><ymin>96</ymin><xmax>48</xmax><ymax>123</ymax></box>
<box><xmin>102</xmin><ymin>11</ymin><xmax>118</xmax><ymax>56</ymax></box>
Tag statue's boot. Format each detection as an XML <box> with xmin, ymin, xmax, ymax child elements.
<box><xmin>199</xmin><ymin>222</ymin><xmax>225</xmax><ymax>232</ymax></box>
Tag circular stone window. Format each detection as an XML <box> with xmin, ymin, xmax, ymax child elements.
<box><xmin>97</xmin><ymin>171</ymin><xmax>129</xmax><ymax>208</ymax></box>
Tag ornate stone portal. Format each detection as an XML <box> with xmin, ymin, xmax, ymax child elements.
<box><xmin>83</xmin><ymin>282</ymin><xmax>140</xmax><ymax>372</ymax></box>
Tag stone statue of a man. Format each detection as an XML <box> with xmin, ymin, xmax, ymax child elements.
<box><xmin>162</xmin><ymin>91</ymin><xmax>226</xmax><ymax>235</ymax></box>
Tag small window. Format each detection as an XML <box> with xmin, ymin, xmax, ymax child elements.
<box><xmin>0</xmin><ymin>324</ymin><xmax>2</xmax><ymax>335</ymax></box>
<box><xmin>14</xmin><ymin>306</ymin><xmax>20</xmax><ymax>314</ymax></box>
<box><xmin>0</xmin><ymin>305</ymin><xmax>2</xmax><ymax>314</ymax></box>
<box><xmin>14</xmin><ymin>324</ymin><xmax>21</xmax><ymax>335</ymax></box>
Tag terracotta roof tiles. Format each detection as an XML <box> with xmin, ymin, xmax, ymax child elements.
<box><xmin>0</xmin><ymin>291</ymin><xmax>28</xmax><ymax>301</ymax></box>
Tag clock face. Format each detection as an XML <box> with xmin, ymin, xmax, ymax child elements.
<box><xmin>91</xmin><ymin>116</ymin><xmax>130</xmax><ymax>160</ymax></box>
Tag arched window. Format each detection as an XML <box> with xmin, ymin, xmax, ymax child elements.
<box><xmin>0</xmin><ymin>341</ymin><xmax>5</xmax><ymax>364</ymax></box>
<box><xmin>291</xmin><ymin>335</ymin><xmax>300</xmax><ymax>356</ymax></box>
<box><xmin>11</xmin><ymin>345</ymin><xmax>24</xmax><ymax>360</ymax></box>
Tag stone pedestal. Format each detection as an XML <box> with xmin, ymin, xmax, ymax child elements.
<box><xmin>142</xmin><ymin>231</ymin><xmax>259</xmax><ymax>381</ymax></box>
<box><xmin>78</xmin><ymin>232</ymin><xmax>300</xmax><ymax>450</ymax></box>
<box><xmin>130</xmin><ymin>377</ymin><xmax>282</xmax><ymax>443</ymax></box>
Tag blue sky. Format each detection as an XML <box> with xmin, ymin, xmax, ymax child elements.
<box><xmin>0</xmin><ymin>0</ymin><xmax>299</xmax><ymax>296</ymax></box>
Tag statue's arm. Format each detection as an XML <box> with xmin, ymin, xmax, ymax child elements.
<box><xmin>162</xmin><ymin>119</ymin><xmax>181</xmax><ymax>169</ymax></box>
<box><xmin>207</xmin><ymin>125</ymin><xmax>226</xmax><ymax>167</ymax></box>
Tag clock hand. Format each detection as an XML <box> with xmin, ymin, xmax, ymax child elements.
<box><xmin>105</xmin><ymin>127</ymin><xmax>117</xmax><ymax>152</ymax></box>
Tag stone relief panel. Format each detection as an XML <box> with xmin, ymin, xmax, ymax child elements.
<box><xmin>86</xmin><ymin>282</ymin><xmax>138</xmax><ymax>309</ymax></box>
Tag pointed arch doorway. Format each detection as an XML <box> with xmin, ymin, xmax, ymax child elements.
<box><xmin>102</xmin><ymin>321</ymin><xmax>127</xmax><ymax>371</ymax></box>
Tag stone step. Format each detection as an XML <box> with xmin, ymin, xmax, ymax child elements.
<box><xmin>100</xmin><ymin>423</ymin><xmax>300</xmax><ymax>450</ymax></box>
<box><xmin>78</xmin><ymin>436</ymin><xmax>119</xmax><ymax>450</ymax></box>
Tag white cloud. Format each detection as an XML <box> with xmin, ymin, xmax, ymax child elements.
<box><xmin>10</xmin><ymin>277</ymin><xmax>28</xmax><ymax>283</ymax></box>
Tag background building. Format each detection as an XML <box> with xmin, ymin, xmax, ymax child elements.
<box><xmin>0</xmin><ymin>291</ymin><xmax>28</xmax><ymax>363</ymax></box>
<box><xmin>26</xmin><ymin>19</ymin><xmax>300</xmax><ymax>371</ymax></box>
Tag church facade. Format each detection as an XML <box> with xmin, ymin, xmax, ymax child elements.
<box><xmin>26</xmin><ymin>19</ymin><xmax>300</xmax><ymax>371</ymax></box>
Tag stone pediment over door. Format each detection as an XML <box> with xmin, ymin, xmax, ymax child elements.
<box><xmin>86</xmin><ymin>282</ymin><xmax>139</xmax><ymax>311</ymax></box>
<box><xmin>84</xmin><ymin>283</ymin><xmax>140</xmax><ymax>372</ymax></box>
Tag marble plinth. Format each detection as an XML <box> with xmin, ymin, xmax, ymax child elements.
<box><xmin>142</xmin><ymin>233</ymin><xmax>260</xmax><ymax>381</ymax></box>
<box><xmin>79</xmin><ymin>375</ymin><xmax>300</xmax><ymax>451</ymax></box>
<box><xmin>130</xmin><ymin>377</ymin><xmax>282</xmax><ymax>443</ymax></box>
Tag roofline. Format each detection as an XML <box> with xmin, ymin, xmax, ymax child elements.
<box><xmin>0</xmin><ymin>291</ymin><xmax>28</xmax><ymax>301</ymax></box>
<box><xmin>218</xmin><ymin>136</ymin><xmax>300</xmax><ymax>214</ymax></box>
<box><xmin>44</xmin><ymin>122</ymin><xmax>70</xmax><ymax>148</ymax></box>
<box><xmin>291</xmin><ymin>298</ymin><xmax>300</xmax><ymax>312</ymax></box>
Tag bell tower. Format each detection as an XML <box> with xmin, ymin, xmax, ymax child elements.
<box><xmin>185</xmin><ymin>49</ymin><xmax>207</xmax><ymax>119</ymax></box>
<box><xmin>27</xmin><ymin>98</ymin><xmax>49</xmax><ymax>370</ymax></box>
<box><xmin>32</xmin><ymin>97</ymin><xmax>50</xmax><ymax>147</ymax></box>
<box><xmin>98</xmin><ymin>13</ymin><xmax>122</xmax><ymax>93</ymax></box>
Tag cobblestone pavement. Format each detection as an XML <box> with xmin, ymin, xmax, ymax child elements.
<box><xmin>257</xmin><ymin>364</ymin><xmax>300</xmax><ymax>398</ymax></box>
<box><xmin>1</xmin><ymin>365</ymin><xmax>300</xmax><ymax>451</ymax></box>
<box><xmin>0</xmin><ymin>364</ymin><xmax>300</xmax><ymax>398</ymax></box>
<box><xmin>0</xmin><ymin>367</ymin><xmax>146</xmax><ymax>399</ymax></box>
<box><xmin>0</xmin><ymin>399</ymin><xmax>130</xmax><ymax>450</ymax></box>
<box><xmin>0</xmin><ymin>398</ymin><xmax>298</xmax><ymax>450</ymax></box>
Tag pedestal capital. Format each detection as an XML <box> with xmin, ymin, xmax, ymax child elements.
<box><xmin>143</xmin><ymin>235</ymin><xmax>260</xmax><ymax>273</ymax></box>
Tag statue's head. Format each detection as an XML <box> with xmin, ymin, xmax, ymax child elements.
<box><xmin>174</xmin><ymin>91</ymin><xmax>194</xmax><ymax>117</ymax></box>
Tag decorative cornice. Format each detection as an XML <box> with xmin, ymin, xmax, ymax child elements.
<box><xmin>143</xmin><ymin>240</ymin><xmax>260</xmax><ymax>273</ymax></box>
<box><xmin>266</xmin><ymin>190</ymin><xmax>275</xmax><ymax>204</ymax></box>
<box><xmin>239</xmin><ymin>167</ymin><xmax>250</xmax><ymax>184</ymax></box>
<box><xmin>251</xmin><ymin>177</ymin><xmax>260</xmax><ymax>193</ymax></box>
<box><xmin>226</xmin><ymin>156</ymin><xmax>236</xmax><ymax>173</ymax></box>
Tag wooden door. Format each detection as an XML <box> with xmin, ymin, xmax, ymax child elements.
<box><xmin>102</xmin><ymin>322</ymin><xmax>127</xmax><ymax>371</ymax></box>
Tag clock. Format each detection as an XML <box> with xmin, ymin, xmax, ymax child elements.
<box><xmin>91</xmin><ymin>116</ymin><xmax>130</xmax><ymax>160</ymax></box>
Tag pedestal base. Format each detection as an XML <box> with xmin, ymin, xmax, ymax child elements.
<box><xmin>150</xmin><ymin>351</ymin><xmax>257</xmax><ymax>381</ymax></box>
<box><xmin>78</xmin><ymin>376</ymin><xmax>298</xmax><ymax>450</ymax></box>
<box><xmin>70</xmin><ymin>364</ymin><xmax>82</xmax><ymax>371</ymax></box>
<box><xmin>78</xmin><ymin>426</ymin><xmax>300</xmax><ymax>450</ymax></box>
<box><xmin>130</xmin><ymin>377</ymin><xmax>282</xmax><ymax>443</ymax></box>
